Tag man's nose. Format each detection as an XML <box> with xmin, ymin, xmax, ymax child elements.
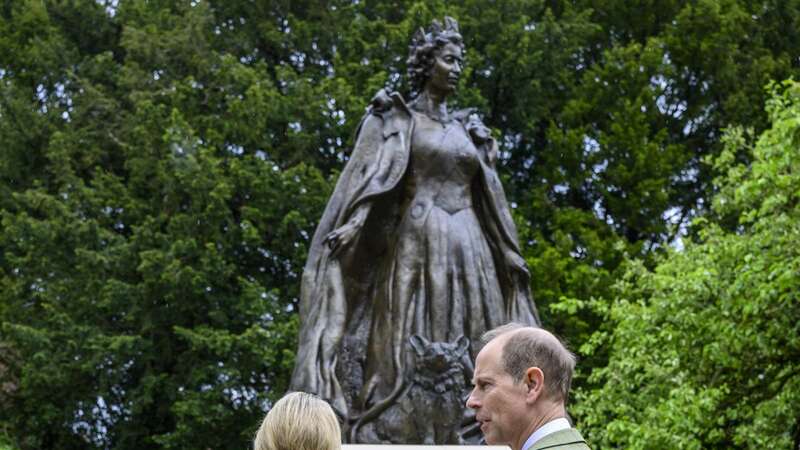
<box><xmin>465</xmin><ymin>389</ymin><xmax>480</xmax><ymax>409</ymax></box>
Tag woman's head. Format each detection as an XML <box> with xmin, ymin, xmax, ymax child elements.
<box><xmin>407</xmin><ymin>16</ymin><xmax>465</xmax><ymax>96</ymax></box>
<box><xmin>253</xmin><ymin>392</ymin><xmax>341</xmax><ymax>450</ymax></box>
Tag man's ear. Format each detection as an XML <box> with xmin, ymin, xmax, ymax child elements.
<box><xmin>524</xmin><ymin>367</ymin><xmax>545</xmax><ymax>404</ymax></box>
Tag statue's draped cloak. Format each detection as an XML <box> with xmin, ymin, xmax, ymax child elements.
<box><xmin>290</xmin><ymin>90</ymin><xmax>539</xmax><ymax>415</ymax></box>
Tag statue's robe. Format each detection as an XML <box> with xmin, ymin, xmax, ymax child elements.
<box><xmin>290</xmin><ymin>89</ymin><xmax>539</xmax><ymax>416</ymax></box>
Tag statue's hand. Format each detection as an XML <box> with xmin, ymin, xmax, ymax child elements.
<box><xmin>504</xmin><ymin>249</ymin><xmax>530</xmax><ymax>278</ymax></box>
<box><xmin>324</xmin><ymin>217</ymin><xmax>364</xmax><ymax>258</ymax></box>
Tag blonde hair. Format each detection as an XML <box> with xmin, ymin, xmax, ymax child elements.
<box><xmin>253</xmin><ymin>391</ymin><xmax>342</xmax><ymax>450</ymax></box>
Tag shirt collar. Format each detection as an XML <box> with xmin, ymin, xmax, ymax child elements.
<box><xmin>520</xmin><ymin>417</ymin><xmax>571</xmax><ymax>450</ymax></box>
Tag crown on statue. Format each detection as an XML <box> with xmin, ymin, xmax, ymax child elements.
<box><xmin>411</xmin><ymin>16</ymin><xmax>462</xmax><ymax>48</ymax></box>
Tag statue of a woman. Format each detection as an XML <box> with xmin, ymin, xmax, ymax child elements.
<box><xmin>290</xmin><ymin>16</ymin><xmax>539</xmax><ymax>439</ymax></box>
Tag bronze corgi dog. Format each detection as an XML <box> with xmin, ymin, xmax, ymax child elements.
<box><xmin>351</xmin><ymin>334</ymin><xmax>471</xmax><ymax>444</ymax></box>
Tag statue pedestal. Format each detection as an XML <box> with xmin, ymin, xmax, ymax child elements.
<box><xmin>343</xmin><ymin>446</ymin><xmax>511</xmax><ymax>449</ymax></box>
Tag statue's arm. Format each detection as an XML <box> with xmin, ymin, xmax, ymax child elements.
<box><xmin>324</xmin><ymin>202</ymin><xmax>371</xmax><ymax>257</ymax></box>
<box><xmin>324</xmin><ymin>89</ymin><xmax>408</xmax><ymax>258</ymax></box>
<box><xmin>465</xmin><ymin>113</ymin><xmax>530</xmax><ymax>278</ymax></box>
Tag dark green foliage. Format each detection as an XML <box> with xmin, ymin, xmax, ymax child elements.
<box><xmin>0</xmin><ymin>1</ymin><xmax>320</xmax><ymax>448</ymax></box>
<box><xmin>1</xmin><ymin>0</ymin><xmax>799</xmax><ymax>448</ymax></box>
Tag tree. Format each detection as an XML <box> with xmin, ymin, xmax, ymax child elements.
<box><xmin>574</xmin><ymin>80</ymin><xmax>800</xmax><ymax>449</ymax></box>
<box><xmin>0</xmin><ymin>1</ymin><xmax>325</xmax><ymax>448</ymax></box>
<box><xmin>2</xmin><ymin>0</ymin><xmax>800</xmax><ymax>448</ymax></box>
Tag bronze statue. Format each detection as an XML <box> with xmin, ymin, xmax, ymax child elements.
<box><xmin>290</xmin><ymin>16</ymin><xmax>540</xmax><ymax>444</ymax></box>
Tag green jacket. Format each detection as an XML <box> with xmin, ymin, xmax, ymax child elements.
<box><xmin>530</xmin><ymin>428</ymin><xmax>591</xmax><ymax>450</ymax></box>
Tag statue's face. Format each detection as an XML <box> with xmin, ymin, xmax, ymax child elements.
<box><xmin>426</xmin><ymin>42</ymin><xmax>463</xmax><ymax>97</ymax></box>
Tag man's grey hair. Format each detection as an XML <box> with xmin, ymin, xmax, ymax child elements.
<box><xmin>481</xmin><ymin>323</ymin><xmax>576</xmax><ymax>403</ymax></box>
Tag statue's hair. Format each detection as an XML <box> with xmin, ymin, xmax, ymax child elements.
<box><xmin>407</xmin><ymin>16</ymin><xmax>464</xmax><ymax>95</ymax></box>
<box><xmin>481</xmin><ymin>323</ymin><xmax>577</xmax><ymax>403</ymax></box>
<box><xmin>253</xmin><ymin>391</ymin><xmax>342</xmax><ymax>450</ymax></box>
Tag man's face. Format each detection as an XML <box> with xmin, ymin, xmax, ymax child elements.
<box><xmin>466</xmin><ymin>338</ymin><xmax>531</xmax><ymax>449</ymax></box>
